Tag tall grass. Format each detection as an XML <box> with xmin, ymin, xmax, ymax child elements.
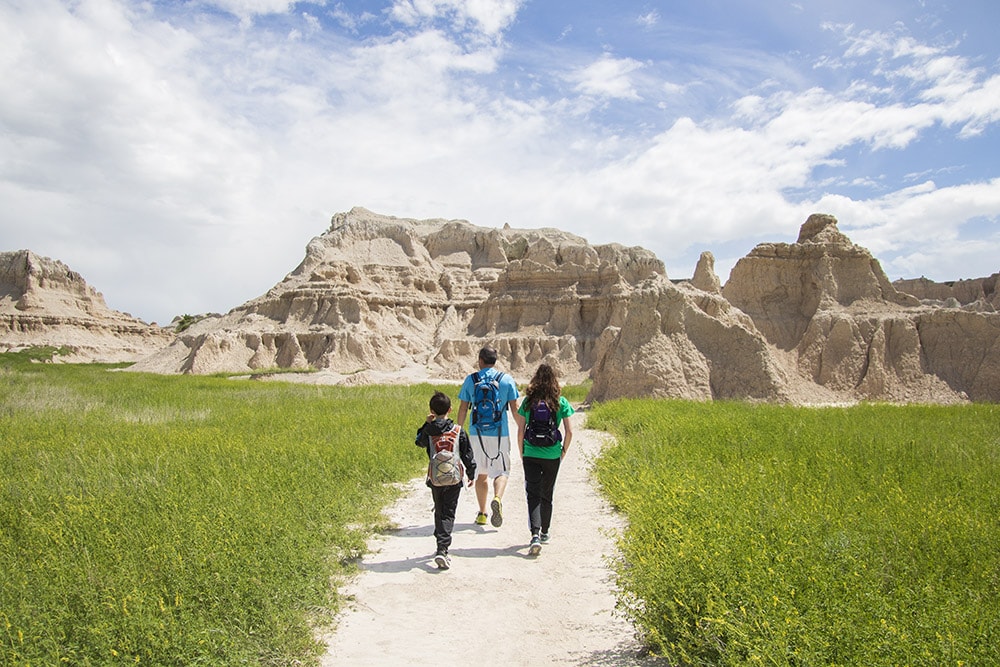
<box><xmin>590</xmin><ymin>400</ymin><xmax>1000</xmax><ymax>666</ymax></box>
<box><xmin>1</xmin><ymin>355</ymin><xmax>442</xmax><ymax>665</ymax></box>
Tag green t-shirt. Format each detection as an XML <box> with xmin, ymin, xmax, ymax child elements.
<box><xmin>517</xmin><ymin>395</ymin><xmax>575</xmax><ymax>460</ymax></box>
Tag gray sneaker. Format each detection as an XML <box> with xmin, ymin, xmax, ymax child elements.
<box><xmin>528</xmin><ymin>535</ymin><xmax>542</xmax><ymax>556</ymax></box>
<box><xmin>490</xmin><ymin>497</ymin><xmax>503</xmax><ymax>527</ymax></box>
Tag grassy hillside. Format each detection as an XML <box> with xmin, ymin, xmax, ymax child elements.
<box><xmin>589</xmin><ymin>399</ymin><xmax>1000</xmax><ymax>666</ymax></box>
<box><xmin>6</xmin><ymin>352</ymin><xmax>996</xmax><ymax>666</ymax></box>
<box><xmin>1</xmin><ymin>353</ymin><xmax>436</xmax><ymax>665</ymax></box>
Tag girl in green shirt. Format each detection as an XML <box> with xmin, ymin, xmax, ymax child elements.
<box><xmin>516</xmin><ymin>364</ymin><xmax>575</xmax><ymax>556</ymax></box>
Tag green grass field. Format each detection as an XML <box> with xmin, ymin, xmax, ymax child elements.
<box><xmin>589</xmin><ymin>399</ymin><xmax>1000</xmax><ymax>666</ymax></box>
<box><xmin>4</xmin><ymin>354</ymin><xmax>997</xmax><ymax>666</ymax></box>
<box><xmin>1</xmin><ymin>353</ymin><xmax>435</xmax><ymax>665</ymax></box>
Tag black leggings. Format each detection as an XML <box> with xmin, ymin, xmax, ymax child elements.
<box><xmin>523</xmin><ymin>456</ymin><xmax>562</xmax><ymax>535</ymax></box>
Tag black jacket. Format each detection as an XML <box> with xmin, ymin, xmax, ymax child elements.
<box><xmin>415</xmin><ymin>417</ymin><xmax>476</xmax><ymax>482</ymax></box>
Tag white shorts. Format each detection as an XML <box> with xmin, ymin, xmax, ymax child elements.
<box><xmin>470</xmin><ymin>433</ymin><xmax>511</xmax><ymax>479</ymax></box>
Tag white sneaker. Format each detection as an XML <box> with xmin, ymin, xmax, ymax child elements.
<box><xmin>434</xmin><ymin>552</ymin><xmax>451</xmax><ymax>570</ymax></box>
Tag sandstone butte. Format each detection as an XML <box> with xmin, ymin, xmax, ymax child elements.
<box><xmin>3</xmin><ymin>208</ymin><xmax>998</xmax><ymax>404</ymax></box>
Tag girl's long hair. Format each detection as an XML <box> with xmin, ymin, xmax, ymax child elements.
<box><xmin>524</xmin><ymin>364</ymin><xmax>560</xmax><ymax>411</ymax></box>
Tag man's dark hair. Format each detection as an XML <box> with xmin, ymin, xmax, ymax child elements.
<box><xmin>429</xmin><ymin>391</ymin><xmax>451</xmax><ymax>416</ymax></box>
<box><xmin>478</xmin><ymin>346</ymin><xmax>498</xmax><ymax>366</ymax></box>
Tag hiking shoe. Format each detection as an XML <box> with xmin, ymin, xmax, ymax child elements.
<box><xmin>475</xmin><ymin>512</ymin><xmax>488</xmax><ymax>526</ymax></box>
<box><xmin>528</xmin><ymin>535</ymin><xmax>542</xmax><ymax>556</ymax></box>
<box><xmin>490</xmin><ymin>497</ymin><xmax>503</xmax><ymax>527</ymax></box>
<box><xmin>539</xmin><ymin>532</ymin><xmax>550</xmax><ymax>544</ymax></box>
<box><xmin>434</xmin><ymin>552</ymin><xmax>451</xmax><ymax>570</ymax></box>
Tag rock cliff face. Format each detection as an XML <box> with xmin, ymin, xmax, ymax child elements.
<box><xmin>723</xmin><ymin>214</ymin><xmax>999</xmax><ymax>403</ymax></box>
<box><xmin>10</xmin><ymin>209</ymin><xmax>997</xmax><ymax>404</ymax></box>
<box><xmin>130</xmin><ymin>208</ymin><xmax>665</xmax><ymax>384</ymax></box>
<box><xmin>129</xmin><ymin>208</ymin><xmax>999</xmax><ymax>404</ymax></box>
<box><xmin>0</xmin><ymin>250</ymin><xmax>172</xmax><ymax>362</ymax></box>
<box><xmin>893</xmin><ymin>274</ymin><xmax>999</xmax><ymax>311</ymax></box>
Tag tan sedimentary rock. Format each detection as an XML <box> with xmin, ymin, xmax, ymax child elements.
<box><xmin>12</xmin><ymin>208</ymin><xmax>996</xmax><ymax>404</ymax></box>
<box><xmin>130</xmin><ymin>208</ymin><xmax>805</xmax><ymax>403</ymax></box>
<box><xmin>0</xmin><ymin>250</ymin><xmax>171</xmax><ymax>362</ymax></box>
<box><xmin>893</xmin><ymin>274</ymin><xmax>999</xmax><ymax>312</ymax></box>
<box><xmin>723</xmin><ymin>214</ymin><xmax>999</xmax><ymax>403</ymax></box>
<box><xmin>130</xmin><ymin>208</ymin><xmax>665</xmax><ymax>383</ymax></box>
<box><xmin>691</xmin><ymin>251</ymin><xmax>722</xmax><ymax>293</ymax></box>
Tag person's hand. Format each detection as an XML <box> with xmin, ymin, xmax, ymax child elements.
<box><xmin>466</xmin><ymin>477</ymin><xmax>475</xmax><ymax>488</ymax></box>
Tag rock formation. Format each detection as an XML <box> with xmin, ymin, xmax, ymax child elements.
<box><xmin>9</xmin><ymin>209</ymin><xmax>997</xmax><ymax>404</ymax></box>
<box><xmin>893</xmin><ymin>274</ymin><xmax>999</xmax><ymax>312</ymax></box>
<box><xmin>0</xmin><ymin>250</ymin><xmax>172</xmax><ymax>362</ymax></box>
<box><xmin>691</xmin><ymin>251</ymin><xmax>722</xmax><ymax>294</ymax></box>
<box><xmin>723</xmin><ymin>214</ymin><xmax>999</xmax><ymax>403</ymax></box>
<box><xmin>130</xmin><ymin>208</ymin><xmax>664</xmax><ymax>384</ymax></box>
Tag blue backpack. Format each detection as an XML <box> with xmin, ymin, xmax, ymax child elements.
<box><xmin>471</xmin><ymin>371</ymin><xmax>506</xmax><ymax>431</ymax></box>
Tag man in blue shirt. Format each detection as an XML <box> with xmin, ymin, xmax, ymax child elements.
<box><xmin>456</xmin><ymin>346</ymin><xmax>523</xmax><ymax>528</ymax></box>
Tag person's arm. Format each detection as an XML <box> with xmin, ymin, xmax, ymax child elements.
<box><xmin>509</xmin><ymin>397</ymin><xmax>525</xmax><ymax>433</ymax></box>
<box><xmin>456</xmin><ymin>400</ymin><xmax>470</xmax><ymax>431</ymax></box>
<box><xmin>459</xmin><ymin>431</ymin><xmax>476</xmax><ymax>486</ymax></box>
<box><xmin>515</xmin><ymin>401</ymin><xmax>526</xmax><ymax>457</ymax></box>
<box><xmin>560</xmin><ymin>415</ymin><xmax>573</xmax><ymax>459</ymax></box>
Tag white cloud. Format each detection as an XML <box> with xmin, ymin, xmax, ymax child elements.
<box><xmin>329</xmin><ymin>3</ymin><xmax>378</xmax><ymax>33</ymax></box>
<box><xmin>389</xmin><ymin>0</ymin><xmax>523</xmax><ymax>39</ymax></box>
<box><xmin>1</xmin><ymin>1</ymin><xmax>998</xmax><ymax>321</ymax></box>
<box><xmin>637</xmin><ymin>10</ymin><xmax>659</xmax><ymax>28</ymax></box>
<box><xmin>199</xmin><ymin>0</ymin><xmax>298</xmax><ymax>24</ymax></box>
<box><xmin>567</xmin><ymin>54</ymin><xmax>644</xmax><ymax>100</ymax></box>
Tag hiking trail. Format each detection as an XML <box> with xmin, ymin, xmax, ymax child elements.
<box><xmin>319</xmin><ymin>414</ymin><xmax>665</xmax><ymax>666</ymax></box>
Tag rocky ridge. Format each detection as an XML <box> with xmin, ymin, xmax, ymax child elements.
<box><xmin>893</xmin><ymin>274</ymin><xmax>999</xmax><ymax>312</ymax></box>
<box><xmin>127</xmin><ymin>208</ymin><xmax>998</xmax><ymax>404</ymax></box>
<box><xmin>0</xmin><ymin>250</ymin><xmax>171</xmax><ymax>362</ymax></box>
<box><xmin>6</xmin><ymin>210</ymin><xmax>997</xmax><ymax>403</ymax></box>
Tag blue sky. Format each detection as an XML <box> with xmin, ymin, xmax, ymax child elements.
<box><xmin>2</xmin><ymin>0</ymin><xmax>998</xmax><ymax>323</ymax></box>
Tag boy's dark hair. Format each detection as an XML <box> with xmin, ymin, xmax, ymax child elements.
<box><xmin>429</xmin><ymin>391</ymin><xmax>451</xmax><ymax>416</ymax></box>
<box><xmin>478</xmin><ymin>346</ymin><xmax>498</xmax><ymax>366</ymax></box>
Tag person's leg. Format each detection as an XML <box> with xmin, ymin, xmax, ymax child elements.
<box><xmin>538</xmin><ymin>457</ymin><xmax>562</xmax><ymax>534</ymax></box>
<box><xmin>492</xmin><ymin>473</ymin><xmax>508</xmax><ymax>501</ymax></box>
<box><xmin>492</xmin><ymin>435</ymin><xmax>511</xmax><ymax>500</ymax></box>
<box><xmin>472</xmin><ymin>434</ymin><xmax>490</xmax><ymax>517</ymax></box>
<box><xmin>435</xmin><ymin>484</ymin><xmax>461</xmax><ymax>553</ymax></box>
<box><xmin>487</xmin><ymin>436</ymin><xmax>511</xmax><ymax>527</ymax></box>
<box><xmin>522</xmin><ymin>457</ymin><xmax>543</xmax><ymax>536</ymax></box>
<box><xmin>431</xmin><ymin>486</ymin><xmax>448</xmax><ymax>553</ymax></box>
<box><xmin>475</xmin><ymin>474</ymin><xmax>489</xmax><ymax>514</ymax></box>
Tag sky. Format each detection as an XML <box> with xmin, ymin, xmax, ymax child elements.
<box><xmin>2</xmin><ymin>0</ymin><xmax>999</xmax><ymax>324</ymax></box>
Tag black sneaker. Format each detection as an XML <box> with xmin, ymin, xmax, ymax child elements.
<box><xmin>434</xmin><ymin>552</ymin><xmax>451</xmax><ymax>570</ymax></box>
<box><xmin>539</xmin><ymin>532</ymin><xmax>550</xmax><ymax>544</ymax></box>
<box><xmin>528</xmin><ymin>535</ymin><xmax>542</xmax><ymax>556</ymax></box>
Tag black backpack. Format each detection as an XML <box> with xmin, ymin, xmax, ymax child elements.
<box><xmin>525</xmin><ymin>399</ymin><xmax>561</xmax><ymax>447</ymax></box>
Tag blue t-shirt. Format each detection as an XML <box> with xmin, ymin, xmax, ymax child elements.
<box><xmin>459</xmin><ymin>367</ymin><xmax>519</xmax><ymax>437</ymax></box>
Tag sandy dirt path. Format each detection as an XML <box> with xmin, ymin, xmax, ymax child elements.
<box><xmin>319</xmin><ymin>413</ymin><xmax>665</xmax><ymax>666</ymax></box>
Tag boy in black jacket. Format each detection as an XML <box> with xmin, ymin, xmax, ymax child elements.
<box><xmin>415</xmin><ymin>391</ymin><xmax>476</xmax><ymax>570</ymax></box>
